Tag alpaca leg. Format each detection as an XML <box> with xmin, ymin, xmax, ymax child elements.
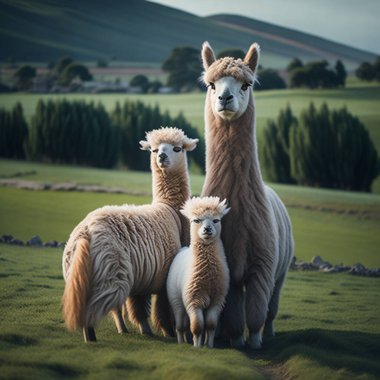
<box><xmin>188</xmin><ymin>308</ymin><xmax>204</xmax><ymax>348</ymax></box>
<box><xmin>111</xmin><ymin>307</ymin><xmax>128</xmax><ymax>334</ymax></box>
<box><xmin>151</xmin><ymin>292</ymin><xmax>174</xmax><ymax>337</ymax></box>
<box><xmin>264</xmin><ymin>273</ymin><xmax>286</xmax><ymax>337</ymax></box>
<box><xmin>205</xmin><ymin>306</ymin><xmax>221</xmax><ymax>348</ymax></box>
<box><xmin>83</xmin><ymin>326</ymin><xmax>96</xmax><ymax>342</ymax></box>
<box><xmin>173</xmin><ymin>306</ymin><xmax>187</xmax><ymax>344</ymax></box>
<box><xmin>220</xmin><ymin>282</ymin><xmax>245</xmax><ymax>348</ymax></box>
<box><xmin>245</xmin><ymin>275</ymin><xmax>271</xmax><ymax>349</ymax></box>
<box><xmin>126</xmin><ymin>296</ymin><xmax>152</xmax><ymax>336</ymax></box>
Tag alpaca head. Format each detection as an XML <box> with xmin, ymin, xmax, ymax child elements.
<box><xmin>201</xmin><ymin>41</ymin><xmax>260</xmax><ymax>121</ymax></box>
<box><xmin>140</xmin><ymin>127</ymin><xmax>198</xmax><ymax>172</ymax></box>
<box><xmin>181</xmin><ymin>197</ymin><xmax>230</xmax><ymax>245</ymax></box>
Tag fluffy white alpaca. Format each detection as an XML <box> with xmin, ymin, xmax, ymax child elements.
<box><xmin>167</xmin><ymin>196</ymin><xmax>230</xmax><ymax>348</ymax></box>
<box><xmin>62</xmin><ymin>127</ymin><xmax>198</xmax><ymax>342</ymax></box>
<box><xmin>201</xmin><ymin>41</ymin><xmax>294</xmax><ymax>349</ymax></box>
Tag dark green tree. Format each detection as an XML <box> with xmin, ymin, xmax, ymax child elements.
<box><xmin>217</xmin><ymin>48</ymin><xmax>245</xmax><ymax>60</ymax></box>
<box><xmin>287</xmin><ymin>58</ymin><xmax>303</xmax><ymax>72</ymax></box>
<box><xmin>130</xmin><ymin>74</ymin><xmax>150</xmax><ymax>93</ymax></box>
<box><xmin>335</xmin><ymin>60</ymin><xmax>347</xmax><ymax>87</ymax></box>
<box><xmin>256</xmin><ymin>69</ymin><xmax>286</xmax><ymax>90</ymax></box>
<box><xmin>261</xmin><ymin>105</ymin><xmax>296</xmax><ymax>183</ymax></box>
<box><xmin>372</xmin><ymin>57</ymin><xmax>380</xmax><ymax>81</ymax></box>
<box><xmin>162</xmin><ymin>46</ymin><xmax>201</xmax><ymax>92</ymax></box>
<box><xmin>27</xmin><ymin>99</ymin><xmax>119</xmax><ymax>168</ymax></box>
<box><xmin>290</xmin><ymin>103</ymin><xmax>379</xmax><ymax>191</ymax></box>
<box><xmin>13</xmin><ymin>65</ymin><xmax>36</xmax><ymax>90</ymax></box>
<box><xmin>59</xmin><ymin>63</ymin><xmax>93</xmax><ymax>86</ymax></box>
<box><xmin>0</xmin><ymin>103</ymin><xmax>28</xmax><ymax>158</ymax></box>
<box><xmin>355</xmin><ymin>62</ymin><xmax>375</xmax><ymax>81</ymax></box>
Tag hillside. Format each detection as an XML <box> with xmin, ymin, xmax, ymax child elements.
<box><xmin>0</xmin><ymin>0</ymin><xmax>377</xmax><ymax>69</ymax></box>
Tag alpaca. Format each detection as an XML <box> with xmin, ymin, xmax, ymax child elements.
<box><xmin>167</xmin><ymin>196</ymin><xmax>230</xmax><ymax>348</ymax></box>
<box><xmin>62</xmin><ymin>127</ymin><xmax>198</xmax><ymax>342</ymax></box>
<box><xmin>200</xmin><ymin>41</ymin><xmax>294</xmax><ymax>349</ymax></box>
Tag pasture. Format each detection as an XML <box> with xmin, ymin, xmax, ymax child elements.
<box><xmin>0</xmin><ymin>244</ymin><xmax>379</xmax><ymax>379</ymax></box>
<box><xmin>1</xmin><ymin>84</ymin><xmax>380</xmax><ymax>379</ymax></box>
<box><xmin>1</xmin><ymin>159</ymin><xmax>379</xmax><ymax>267</ymax></box>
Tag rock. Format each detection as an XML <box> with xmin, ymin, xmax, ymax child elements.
<box><xmin>44</xmin><ymin>240</ymin><xmax>58</xmax><ymax>248</ymax></box>
<box><xmin>2</xmin><ymin>234</ymin><xmax>14</xmax><ymax>243</ymax></box>
<box><xmin>27</xmin><ymin>235</ymin><xmax>43</xmax><ymax>246</ymax></box>
<box><xmin>10</xmin><ymin>238</ymin><xmax>24</xmax><ymax>246</ymax></box>
<box><xmin>311</xmin><ymin>255</ymin><xmax>324</xmax><ymax>267</ymax></box>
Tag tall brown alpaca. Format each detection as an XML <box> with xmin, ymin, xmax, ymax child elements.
<box><xmin>201</xmin><ymin>41</ymin><xmax>294</xmax><ymax>349</ymax></box>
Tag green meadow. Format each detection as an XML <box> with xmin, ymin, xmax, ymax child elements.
<box><xmin>0</xmin><ymin>245</ymin><xmax>379</xmax><ymax>380</ymax></box>
<box><xmin>1</xmin><ymin>84</ymin><xmax>380</xmax><ymax>379</ymax></box>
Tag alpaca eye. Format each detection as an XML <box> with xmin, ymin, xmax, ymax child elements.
<box><xmin>241</xmin><ymin>83</ymin><xmax>251</xmax><ymax>91</ymax></box>
<box><xmin>208</xmin><ymin>82</ymin><xmax>215</xmax><ymax>90</ymax></box>
<box><xmin>193</xmin><ymin>219</ymin><xmax>201</xmax><ymax>224</ymax></box>
<box><xmin>213</xmin><ymin>219</ymin><xmax>220</xmax><ymax>224</ymax></box>
<box><xmin>173</xmin><ymin>147</ymin><xmax>182</xmax><ymax>152</ymax></box>
<box><xmin>151</xmin><ymin>148</ymin><xmax>158</xmax><ymax>153</ymax></box>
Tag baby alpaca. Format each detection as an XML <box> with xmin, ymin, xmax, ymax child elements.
<box><xmin>167</xmin><ymin>197</ymin><xmax>230</xmax><ymax>348</ymax></box>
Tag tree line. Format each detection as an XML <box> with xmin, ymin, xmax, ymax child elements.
<box><xmin>0</xmin><ymin>100</ymin><xmax>204</xmax><ymax>172</ymax></box>
<box><xmin>260</xmin><ymin>103</ymin><xmax>379</xmax><ymax>192</ymax></box>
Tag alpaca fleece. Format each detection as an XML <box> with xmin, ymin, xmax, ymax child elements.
<box><xmin>62</xmin><ymin>127</ymin><xmax>197</xmax><ymax>341</ymax></box>
<box><xmin>201</xmin><ymin>41</ymin><xmax>294</xmax><ymax>348</ymax></box>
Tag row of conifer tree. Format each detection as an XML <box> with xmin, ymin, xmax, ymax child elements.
<box><xmin>0</xmin><ymin>99</ymin><xmax>378</xmax><ymax>192</ymax></box>
<box><xmin>260</xmin><ymin>103</ymin><xmax>379</xmax><ymax>192</ymax></box>
<box><xmin>0</xmin><ymin>99</ymin><xmax>204</xmax><ymax>172</ymax></box>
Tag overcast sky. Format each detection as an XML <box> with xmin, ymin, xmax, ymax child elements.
<box><xmin>148</xmin><ymin>0</ymin><xmax>380</xmax><ymax>55</ymax></box>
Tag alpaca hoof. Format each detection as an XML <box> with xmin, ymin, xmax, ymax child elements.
<box><xmin>248</xmin><ymin>332</ymin><xmax>262</xmax><ymax>349</ymax></box>
<box><xmin>139</xmin><ymin>321</ymin><xmax>153</xmax><ymax>336</ymax></box>
<box><xmin>230</xmin><ymin>336</ymin><xmax>245</xmax><ymax>349</ymax></box>
<box><xmin>83</xmin><ymin>327</ymin><xmax>97</xmax><ymax>342</ymax></box>
<box><xmin>263</xmin><ymin>322</ymin><xmax>275</xmax><ymax>337</ymax></box>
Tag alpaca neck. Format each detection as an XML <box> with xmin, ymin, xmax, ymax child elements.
<box><xmin>203</xmin><ymin>91</ymin><xmax>264</xmax><ymax>191</ymax></box>
<box><xmin>191</xmin><ymin>240</ymin><xmax>222</xmax><ymax>271</ymax></box>
<box><xmin>152</xmin><ymin>163</ymin><xmax>191</xmax><ymax>246</ymax></box>
<box><xmin>152</xmin><ymin>165</ymin><xmax>190</xmax><ymax>210</ymax></box>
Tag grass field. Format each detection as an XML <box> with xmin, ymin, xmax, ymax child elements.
<box><xmin>0</xmin><ymin>245</ymin><xmax>379</xmax><ymax>380</ymax></box>
<box><xmin>1</xmin><ymin>159</ymin><xmax>379</xmax><ymax>268</ymax></box>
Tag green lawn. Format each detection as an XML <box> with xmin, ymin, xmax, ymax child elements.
<box><xmin>0</xmin><ymin>245</ymin><xmax>379</xmax><ymax>380</ymax></box>
<box><xmin>1</xmin><ymin>159</ymin><xmax>379</xmax><ymax>267</ymax></box>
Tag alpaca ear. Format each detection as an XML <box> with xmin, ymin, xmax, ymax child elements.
<box><xmin>201</xmin><ymin>41</ymin><xmax>216</xmax><ymax>71</ymax></box>
<box><xmin>220</xmin><ymin>199</ymin><xmax>230</xmax><ymax>216</ymax></box>
<box><xmin>183</xmin><ymin>138</ymin><xmax>199</xmax><ymax>152</ymax></box>
<box><xmin>179</xmin><ymin>208</ymin><xmax>188</xmax><ymax>218</ymax></box>
<box><xmin>244</xmin><ymin>43</ymin><xmax>260</xmax><ymax>73</ymax></box>
<box><xmin>139</xmin><ymin>140</ymin><xmax>150</xmax><ymax>151</ymax></box>
<box><xmin>222</xmin><ymin>207</ymin><xmax>231</xmax><ymax>216</ymax></box>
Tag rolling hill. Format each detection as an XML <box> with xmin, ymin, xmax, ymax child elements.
<box><xmin>0</xmin><ymin>0</ymin><xmax>377</xmax><ymax>69</ymax></box>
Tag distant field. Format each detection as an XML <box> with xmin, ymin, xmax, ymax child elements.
<box><xmin>1</xmin><ymin>159</ymin><xmax>379</xmax><ymax>267</ymax></box>
<box><xmin>2</xmin><ymin>86</ymin><xmax>379</xmax><ymax>155</ymax></box>
<box><xmin>1</xmin><ymin>84</ymin><xmax>380</xmax><ymax>192</ymax></box>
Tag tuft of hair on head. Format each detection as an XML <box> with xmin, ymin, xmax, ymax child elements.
<box><xmin>139</xmin><ymin>127</ymin><xmax>198</xmax><ymax>151</ymax></box>
<box><xmin>180</xmin><ymin>196</ymin><xmax>230</xmax><ymax>219</ymax></box>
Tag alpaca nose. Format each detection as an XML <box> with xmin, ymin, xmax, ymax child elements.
<box><xmin>218</xmin><ymin>93</ymin><xmax>233</xmax><ymax>103</ymax></box>
<box><xmin>204</xmin><ymin>225</ymin><xmax>212</xmax><ymax>234</ymax></box>
<box><xmin>158</xmin><ymin>152</ymin><xmax>167</xmax><ymax>161</ymax></box>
